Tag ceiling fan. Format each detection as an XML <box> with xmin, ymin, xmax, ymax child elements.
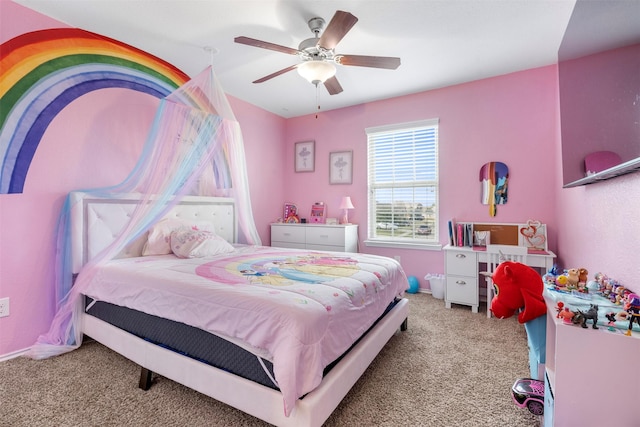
<box><xmin>234</xmin><ymin>10</ymin><xmax>401</xmax><ymax>95</ymax></box>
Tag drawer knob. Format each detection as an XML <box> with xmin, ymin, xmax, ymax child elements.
<box><xmin>455</xmin><ymin>280</ymin><xmax>467</xmax><ymax>285</ymax></box>
<box><xmin>455</xmin><ymin>254</ymin><xmax>466</xmax><ymax>259</ymax></box>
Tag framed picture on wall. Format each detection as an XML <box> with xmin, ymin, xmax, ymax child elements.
<box><xmin>295</xmin><ymin>141</ymin><xmax>315</xmax><ymax>172</ymax></box>
<box><xmin>329</xmin><ymin>150</ymin><xmax>353</xmax><ymax>184</ymax></box>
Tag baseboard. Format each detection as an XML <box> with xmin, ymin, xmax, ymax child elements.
<box><xmin>0</xmin><ymin>347</ymin><xmax>30</xmax><ymax>362</ymax></box>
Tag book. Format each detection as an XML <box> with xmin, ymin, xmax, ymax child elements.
<box><xmin>448</xmin><ymin>220</ymin><xmax>455</xmax><ymax>246</ymax></box>
<box><xmin>449</xmin><ymin>219</ymin><xmax>474</xmax><ymax>247</ymax></box>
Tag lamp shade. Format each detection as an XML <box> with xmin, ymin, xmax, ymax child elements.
<box><xmin>339</xmin><ymin>196</ymin><xmax>354</xmax><ymax>224</ymax></box>
<box><xmin>297</xmin><ymin>61</ymin><xmax>336</xmax><ymax>84</ymax></box>
<box><xmin>339</xmin><ymin>196</ymin><xmax>355</xmax><ymax>210</ymax></box>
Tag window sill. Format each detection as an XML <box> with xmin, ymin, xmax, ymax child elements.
<box><xmin>363</xmin><ymin>240</ymin><xmax>442</xmax><ymax>251</ymax></box>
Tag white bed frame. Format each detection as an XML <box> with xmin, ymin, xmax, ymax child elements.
<box><xmin>70</xmin><ymin>191</ymin><xmax>409</xmax><ymax>427</ymax></box>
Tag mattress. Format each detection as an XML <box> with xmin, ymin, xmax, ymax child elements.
<box><xmin>85</xmin><ymin>298</ymin><xmax>278</xmax><ymax>389</ymax></box>
<box><xmin>84</xmin><ymin>296</ymin><xmax>402</xmax><ymax>391</ymax></box>
<box><xmin>80</xmin><ymin>245</ymin><xmax>407</xmax><ymax>415</ymax></box>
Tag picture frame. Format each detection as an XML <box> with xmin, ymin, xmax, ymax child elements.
<box><xmin>294</xmin><ymin>141</ymin><xmax>315</xmax><ymax>172</ymax></box>
<box><xmin>329</xmin><ymin>150</ymin><xmax>353</xmax><ymax>184</ymax></box>
<box><xmin>518</xmin><ymin>220</ymin><xmax>548</xmax><ymax>251</ymax></box>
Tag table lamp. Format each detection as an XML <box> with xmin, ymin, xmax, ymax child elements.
<box><xmin>339</xmin><ymin>196</ymin><xmax>355</xmax><ymax>224</ymax></box>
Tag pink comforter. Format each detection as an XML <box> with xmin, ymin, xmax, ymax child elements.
<box><xmin>83</xmin><ymin>245</ymin><xmax>407</xmax><ymax>415</ymax></box>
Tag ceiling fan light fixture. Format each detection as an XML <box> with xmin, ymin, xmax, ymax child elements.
<box><xmin>297</xmin><ymin>61</ymin><xmax>336</xmax><ymax>85</ymax></box>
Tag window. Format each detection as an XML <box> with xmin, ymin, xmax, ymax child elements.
<box><xmin>366</xmin><ymin>119</ymin><xmax>439</xmax><ymax>248</ymax></box>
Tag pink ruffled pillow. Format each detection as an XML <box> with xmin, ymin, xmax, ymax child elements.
<box><xmin>142</xmin><ymin>218</ymin><xmax>214</xmax><ymax>256</ymax></box>
<box><xmin>170</xmin><ymin>229</ymin><xmax>235</xmax><ymax>258</ymax></box>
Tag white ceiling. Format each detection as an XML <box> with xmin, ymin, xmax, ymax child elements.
<box><xmin>14</xmin><ymin>0</ymin><xmax>580</xmax><ymax>118</ymax></box>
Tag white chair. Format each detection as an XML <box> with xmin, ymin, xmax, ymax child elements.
<box><xmin>485</xmin><ymin>244</ymin><xmax>528</xmax><ymax>318</ymax></box>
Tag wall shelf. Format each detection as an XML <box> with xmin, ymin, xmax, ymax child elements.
<box><xmin>563</xmin><ymin>157</ymin><xmax>640</xmax><ymax>188</ymax></box>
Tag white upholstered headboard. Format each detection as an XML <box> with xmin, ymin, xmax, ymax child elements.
<box><xmin>69</xmin><ymin>191</ymin><xmax>237</xmax><ymax>274</ymax></box>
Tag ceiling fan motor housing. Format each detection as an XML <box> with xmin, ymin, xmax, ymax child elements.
<box><xmin>299</xmin><ymin>17</ymin><xmax>333</xmax><ymax>61</ymax></box>
<box><xmin>307</xmin><ymin>17</ymin><xmax>325</xmax><ymax>35</ymax></box>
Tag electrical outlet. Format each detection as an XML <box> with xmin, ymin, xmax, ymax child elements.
<box><xmin>394</xmin><ymin>255</ymin><xmax>401</xmax><ymax>263</ymax></box>
<box><xmin>0</xmin><ymin>297</ymin><xmax>9</xmax><ymax>318</ymax></box>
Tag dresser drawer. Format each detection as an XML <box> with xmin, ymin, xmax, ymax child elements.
<box><xmin>271</xmin><ymin>241</ymin><xmax>306</xmax><ymax>250</ymax></box>
<box><xmin>305</xmin><ymin>226</ymin><xmax>345</xmax><ymax>247</ymax></box>
<box><xmin>446</xmin><ymin>275</ymin><xmax>479</xmax><ymax>305</ymax></box>
<box><xmin>445</xmin><ymin>250</ymin><xmax>476</xmax><ymax>277</ymax></box>
<box><xmin>271</xmin><ymin>225</ymin><xmax>305</xmax><ymax>244</ymax></box>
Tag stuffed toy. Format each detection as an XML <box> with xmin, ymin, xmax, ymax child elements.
<box><xmin>490</xmin><ymin>261</ymin><xmax>546</xmax><ymax>323</ymax></box>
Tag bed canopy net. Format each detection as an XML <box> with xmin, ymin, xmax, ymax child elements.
<box><xmin>28</xmin><ymin>66</ymin><xmax>261</xmax><ymax>359</ymax></box>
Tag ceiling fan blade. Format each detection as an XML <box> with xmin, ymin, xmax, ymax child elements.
<box><xmin>324</xmin><ymin>76</ymin><xmax>343</xmax><ymax>95</ymax></box>
<box><xmin>252</xmin><ymin>64</ymin><xmax>299</xmax><ymax>83</ymax></box>
<box><xmin>318</xmin><ymin>10</ymin><xmax>358</xmax><ymax>50</ymax></box>
<box><xmin>234</xmin><ymin>36</ymin><xmax>299</xmax><ymax>55</ymax></box>
<box><xmin>337</xmin><ymin>54</ymin><xmax>401</xmax><ymax>70</ymax></box>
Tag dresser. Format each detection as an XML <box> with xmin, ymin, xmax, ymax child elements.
<box><xmin>271</xmin><ymin>223</ymin><xmax>358</xmax><ymax>252</ymax></box>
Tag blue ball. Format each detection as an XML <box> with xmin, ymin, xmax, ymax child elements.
<box><xmin>407</xmin><ymin>276</ymin><xmax>420</xmax><ymax>294</ymax></box>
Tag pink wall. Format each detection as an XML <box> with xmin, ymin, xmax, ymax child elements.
<box><xmin>228</xmin><ymin>97</ymin><xmax>287</xmax><ymax>242</ymax></box>
<box><xmin>555</xmin><ymin>173</ymin><xmax>640</xmax><ymax>292</ymax></box>
<box><xmin>284</xmin><ymin>67</ymin><xmax>559</xmax><ymax>285</ymax></box>
<box><xmin>0</xmin><ymin>1</ymin><xmax>285</xmax><ymax>356</ymax></box>
<box><xmin>559</xmin><ymin>44</ymin><xmax>640</xmax><ymax>184</ymax></box>
<box><xmin>2</xmin><ymin>2</ymin><xmax>639</xmax><ymax>358</ymax></box>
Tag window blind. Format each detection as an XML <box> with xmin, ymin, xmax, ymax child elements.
<box><xmin>366</xmin><ymin>119</ymin><xmax>439</xmax><ymax>243</ymax></box>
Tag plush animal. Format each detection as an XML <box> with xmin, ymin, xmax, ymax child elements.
<box><xmin>490</xmin><ymin>261</ymin><xmax>546</xmax><ymax>323</ymax></box>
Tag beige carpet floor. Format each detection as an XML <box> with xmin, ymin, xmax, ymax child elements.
<box><xmin>0</xmin><ymin>293</ymin><xmax>540</xmax><ymax>426</ymax></box>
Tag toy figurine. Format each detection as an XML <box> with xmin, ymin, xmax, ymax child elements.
<box><xmin>558</xmin><ymin>307</ymin><xmax>574</xmax><ymax>324</ymax></box>
<box><xmin>594</xmin><ymin>272</ymin><xmax>607</xmax><ymax>292</ymax></box>
<box><xmin>586</xmin><ymin>280</ymin><xmax>600</xmax><ymax>293</ymax></box>
<box><xmin>623</xmin><ymin>293</ymin><xmax>640</xmax><ymax>336</ymax></box>
<box><xmin>578</xmin><ymin>268</ymin><xmax>589</xmax><ymax>285</ymax></box>
<box><xmin>573</xmin><ymin>304</ymin><xmax>599</xmax><ymax>329</ymax></box>
<box><xmin>555</xmin><ymin>301</ymin><xmax>565</xmax><ymax>318</ymax></box>
<box><xmin>566</xmin><ymin>268</ymin><xmax>580</xmax><ymax>289</ymax></box>
<box><xmin>614</xmin><ymin>285</ymin><xmax>628</xmax><ymax>305</ymax></box>
<box><xmin>555</xmin><ymin>274</ymin><xmax>568</xmax><ymax>288</ymax></box>
<box><xmin>605</xmin><ymin>311</ymin><xmax>630</xmax><ymax>325</ymax></box>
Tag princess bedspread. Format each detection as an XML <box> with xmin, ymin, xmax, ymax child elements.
<box><xmin>82</xmin><ymin>245</ymin><xmax>408</xmax><ymax>416</ymax></box>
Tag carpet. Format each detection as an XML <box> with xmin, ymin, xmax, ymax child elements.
<box><xmin>0</xmin><ymin>293</ymin><xmax>540</xmax><ymax>426</ymax></box>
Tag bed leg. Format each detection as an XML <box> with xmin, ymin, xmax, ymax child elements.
<box><xmin>401</xmin><ymin>317</ymin><xmax>408</xmax><ymax>331</ymax></box>
<box><xmin>139</xmin><ymin>367</ymin><xmax>153</xmax><ymax>391</ymax></box>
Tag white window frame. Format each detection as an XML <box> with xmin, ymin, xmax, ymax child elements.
<box><xmin>364</xmin><ymin>119</ymin><xmax>440</xmax><ymax>250</ymax></box>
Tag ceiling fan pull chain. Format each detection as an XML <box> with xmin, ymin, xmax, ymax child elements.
<box><xmin>316</xmin><ymin>83</ymin><xmax>320</xmax><ymax>119</ymax></box>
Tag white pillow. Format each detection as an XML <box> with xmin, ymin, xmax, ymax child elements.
<box><xmin>142</xmin><ymin>218</ymin><xmax>214</xmax><ymax>256</ymax></box>
<box><xmin>170</xmin><ymin>229</ymin><xmax>235</xmax><ymax>258</ymax></box>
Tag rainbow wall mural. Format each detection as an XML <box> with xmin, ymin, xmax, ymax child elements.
<box><xmin>0</xmin><ymin>28</ymin><xmax>189</xmax><ymax>194</ymax></box>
